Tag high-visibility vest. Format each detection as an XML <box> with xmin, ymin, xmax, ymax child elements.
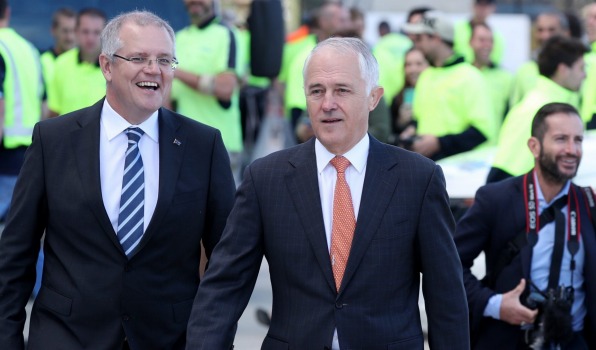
<box><xmin>0</xmin><ymin>28</ymin><xmax>43</xmax><ymax>148</ymax></box>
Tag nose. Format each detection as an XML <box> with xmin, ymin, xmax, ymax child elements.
<box><xmin>565</xmin><ymin>140</ymin><xmax>581</xmax><ymax>155</ymax></box>
<box><xmin>321</xmin><ymin>92</ymin><xmax>337</xmax><ymax>111</ymax></box>
<box><xmin>143</xmin><ymin>59</ymin><xmax>161</xmax><ymax>74</ymax></box>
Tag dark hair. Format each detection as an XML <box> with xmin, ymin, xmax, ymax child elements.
<box><xmin>52</xmin><ymin>7</ymin><xmax>76</xmax><ymax>28</ymax></box>
<box><xmin>0</xmin><ymin>0</ymin><xmax>7</xmax><ymax>20</ymax></box>
<box><xmin>537</xmin><ymin>36</ymin><xmax>588</xmax><ymax>77</ymax></box>
<box><xmin>531</xmin><ymin>102</ymin><xmax>580</xmax><ymax>141</ymax></box>
<box><xmin>406</xmin><ymin>7</ymin><xmax>433</xmax><ymax>23</ymax></box>
<box><xmin>76</xmin><ymin>8</ymin><xmax>107</xmax><ymax>28</ymax></box>
<box><xmin>378</xmin><ymin>20</ymin><xmax>390</xmax><ymax>32</ymax></box>
<box><xmin>564</xmin><ymin>11</ymin><xmax>583</xmax><ymax>39</ymax></box>
<box><xmin>350</xmin><ymin>7</ymin><xmax>364</xmax><ymax>21</ymax></box>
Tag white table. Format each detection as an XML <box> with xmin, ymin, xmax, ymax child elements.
<box><xmin>437</xmin><ymin>130</ymin><xmax>596</xmax><ymax>200</ymax></box>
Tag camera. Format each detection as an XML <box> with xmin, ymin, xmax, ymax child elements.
<box><xmin>524</xmin><ymin>286</ymin><xmax>574</xmax><ymax>349</ymax></box>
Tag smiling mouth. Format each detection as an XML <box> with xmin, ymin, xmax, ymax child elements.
<box><xmin>136</xmin><ymin>82</ymin><xmax>159</xmax><ymax>91</ymax></box>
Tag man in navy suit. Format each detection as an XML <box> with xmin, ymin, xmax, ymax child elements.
<box><xmin>0</xmin><ymin>11</ymin><xmax>235</xmax><ymax>349</ymax></box>
<box><xmin>455</xmin><ymin>102</ymin><xmax>596</xmax><ymax>349</ymax></box>
<box><xmin>186</xmin><ymin>37</ymin><xmax>469</xmax><ymax>349</ymax></box>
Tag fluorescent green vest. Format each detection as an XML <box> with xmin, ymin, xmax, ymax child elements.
<box><xmin>413</xmin><ymin>57</ymin><xmax>497</xmax><ymax>146</ymax></box>
<box><xmin>580</xmin><ymin>51</ymin><xmax>596</xmax><ymax>124</ymax></box>
<box><xmin>46</xmin><ymin>48</ymin><xmax>105</xmax><ymax>116</ymax></box>
<box><xmin>479</xmin><ymin>65</ymin><xmax>513</xmax><ymax>127</ymax></box>
<box><xmin>278</xmin><ymin>34</ymin><xmax>316</xmax><ymax>84</ymax></box>
<box><xmin>171</xmin><ymin>21</ymin><xmax>243</xmax><ymax>152</ymax></box>
<box><xmin>493</xmin><ymin>76</ymin><xmax>580</xmax><ymax>176</ymax></box>
<box><xmin>40</xmin><ymin>50</ymin><xmax>56</xmax><ymax>92</ymax></box>
<box><xmin>509</xmin><ymin>61</ymin><xmax>538</xmax><ymax>107</ymax></box>
<box><xmin>0</xmin><ymin>28</ymin><xmax>43</xmax><ymax>148</ymax></box>
<box><xmin>373</xmin><ymin>35</ymin><xmax>407</xmax><ymax>104</ymax></box>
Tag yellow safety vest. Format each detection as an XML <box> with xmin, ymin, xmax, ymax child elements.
<box><xmin>0</xmin><ymin>28</ymin><xmax>43</xmax><ymax>148</ymax></box>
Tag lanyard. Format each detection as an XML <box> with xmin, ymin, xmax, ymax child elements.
<box><xmin>523</xmin><ymin>170</ymin><xmax>580</xmax><ymax>288</ymax></box>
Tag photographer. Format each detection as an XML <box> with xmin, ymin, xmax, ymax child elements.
<box><xmin>454</xmin><ymin>103</ymin><xmax>596</xmax><ymax>349</ymax></box>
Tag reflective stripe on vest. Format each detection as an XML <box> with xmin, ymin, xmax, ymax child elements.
<box><xmin>0</xmin><ymin>39</ymin><xmax>34</xmax><ymax>138</ymax></box>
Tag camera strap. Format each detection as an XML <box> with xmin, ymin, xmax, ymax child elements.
<box><xmin>581</xmin><ymin>186</ymin><xmax>596</xmax><ymax>230</ymax></box>
<box><xmin>524</xmin><ymin>171</ymin><xmax>580</xmax><ymax>290</ymax></box>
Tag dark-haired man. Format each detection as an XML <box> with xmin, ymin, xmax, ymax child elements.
<box><xmin>488</xmin><ymin>36</ymin><xmax>588</xmax><ymax>183</ymax></box>
<box><xmin>47</xmin><ymin>8</ymin><xmax>107</xmax><ymax>117</ymax></box>
<box><xmin>455</xmin><ymin>102</ymin><xmax>596</xmax><ymax>349</ymax></box>
<box><xmin>40</xmin><ymin>7</ymin><xmax>76</xmax><ymax>97</ymax></box>
<box><xmin>402</xmin><ymin>11</ymin><xmax>496</xmax><ymax>160</ymax></box>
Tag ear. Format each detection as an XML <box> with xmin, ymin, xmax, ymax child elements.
<box><xmin>555</xmin><ymin>62</ymin><xmax>569</xmax><ymax>77</ymax></box>
<box><xmin>99</xmin><ymin>53</ymin><xmax>113</xmax><ymax>82</ymax></box>
<box><xmin>368</xmin><ymin>86</ymin><xmax>384</xmax><ymax>111</ymax></box>
<box><xmin>527</xmin><ymin>136</ymin><xmax>541</xmax><ymax>159</ymax></box>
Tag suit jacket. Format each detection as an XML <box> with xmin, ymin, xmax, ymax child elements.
<box><xmin>455</xmin><ymin>176</ymin><xmax>596</xmax><ymax>349</ymax></box>
<box><xmin>0</xmin><ymin>99</ymin><xmax>236</xmax><ymax>349</ymax></box>
<box><xmin>187</xmin><ymin>136</ymin><xmax>469</xmax><ymax>350</ymax></box>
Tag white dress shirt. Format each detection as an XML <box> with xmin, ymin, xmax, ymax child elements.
<box><xmin>315</xmin><ymin>134</ymin><xmax>369</xmax><ymax>350</ymax></box>
<box><xmin>99</xmin><ymin>99</ymin><xmax>160</xmax><ymax>235</ymax></box>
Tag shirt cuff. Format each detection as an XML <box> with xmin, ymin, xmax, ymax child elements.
<box><xmin>483</xmin><ymin>294</ymin><xmax>502</xmax><ymax>320</ymax></box>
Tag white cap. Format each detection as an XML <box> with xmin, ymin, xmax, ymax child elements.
<box><xmin>402</xmin><ymin>11</ymin><xmax>454</xmax><ymax>42</ymax></box>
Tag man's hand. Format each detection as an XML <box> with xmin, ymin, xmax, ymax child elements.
<box><xmin>499</xmin><ymin>279</ymin><xmax>538</xmax><ymax>326</ymax></box>
<box><xmin>212</xmin><ymin>72</ymin><xmax>237</xmax><ymax>102</ymax></box>
<box><xmin>411</xmin><ymin>134</ymin><xmax>440</xmax><ymax>157</ymax></box>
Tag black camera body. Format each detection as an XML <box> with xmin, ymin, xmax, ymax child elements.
<box><xmin>525</xmin><ymin>286</ymin><xmax>575</xmax><ymax>348</ymax></box>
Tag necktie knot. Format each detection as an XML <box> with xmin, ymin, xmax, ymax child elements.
<box><xmin>330</xmin><ymin>156</ymin><xmax>350</xmax><ymax>173</ymax></box>
<box><xmin>126</xmin><ymin>127</ymin><xmax>144</xmax><ymax>144</ymax></box>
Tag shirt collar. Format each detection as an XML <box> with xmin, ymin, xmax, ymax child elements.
<box><xmin>101</xmin><ymin>99</ymin><xmax>159</xmax><ymax>143</ymax></box>
<box><xmin>534</xmin><ymin>170</ymin><xmax>571</xmax><ymax>209</ymax></box>
<box><xmin>315</xmin><ymin>134</ymin><xmax>369</xmax><ymax>175</ymax></box>
<box><xmin>196</xmin><ymin>15</ymin><xmax>217</xmax><ymax>30</ymax></box>
<box><xmin>76</xmin><ymin>47</ymin><xmax>100</xmax><ymax>67</ymax></box>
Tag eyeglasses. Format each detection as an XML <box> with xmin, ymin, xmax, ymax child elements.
<box><xmin>112</xmin><ymin>54</ymin><xmax>179</xmax><ymax>70</ymax></box>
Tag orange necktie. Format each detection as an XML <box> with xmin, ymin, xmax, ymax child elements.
<box><xmin>329</xmin><ymin>156</ymin><xmax>356</xmax><ymax>291</ymax></box>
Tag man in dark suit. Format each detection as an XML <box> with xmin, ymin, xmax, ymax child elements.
<box><xmin>0</xmin><ymin>11</ymin><xmax>235</xmax><ymax>349</ymax></box>
<box><xmin>455</xmin><ymin>103</ymin><xmax>596</xmax><ymax>349</ymax></box>
<box><xmin>186</xmin><ymin>37</ymin><xmax>469</xmax><ymax>349</ymax></box>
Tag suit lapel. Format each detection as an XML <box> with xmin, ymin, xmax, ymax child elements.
<box><xmin>129</xmin><ymin>108</ymin><xmax>183</xmax><ymax>258</ymax></box>
<box><xmin>339</xmin><ymin>137</ymin><xmax>399</xmax><ymax>294</ymax></box>
<box><xmin>285</xmin><ymin>139</ymin><xmax>336</xmax><ymax>293</ymax></box>
<box><xmin>71</xmin><ymin>99</ymin><xmax>124</xmax><ymax>252</ymax></box>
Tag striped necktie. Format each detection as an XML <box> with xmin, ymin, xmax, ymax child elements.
<box><xmin>117</xmin><ymin>127</ymin><xmax>145</xmax><ymax>257</ymax></box>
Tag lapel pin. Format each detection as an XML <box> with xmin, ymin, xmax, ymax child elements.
<box><xmin>173</xmin><ymin>139</ymin><xmax>181</xmax><ymax>146</ymax></box>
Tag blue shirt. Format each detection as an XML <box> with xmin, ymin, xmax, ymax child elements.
<box><xmin>484</xmin><ymin>178</ymin><xmax>586</xmax><ymax>331</ymax></box>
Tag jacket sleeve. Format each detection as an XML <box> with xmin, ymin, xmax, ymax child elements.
<box><xmin>436</xmin><ymin>126</ymin><xmax>487</xmax><ymax>160</ymax></box>
<box><xmin>453</xmin><ymin>184</ymin><xmax>499</xmax><ymax>331</ymax></box>
<box><xmin>186</xmin><ymin>162</ymin><xmax>264</xmax><ymax>349</ymax></box>
<box><xmin>201</xmin><ymin>129</ymin><xmax>236</xmax><ymax>260</ymax></box>
<box><xmin>418</xmin><ymin>164</ymin><xmax>470</xmax><ymax>349</ymax></box>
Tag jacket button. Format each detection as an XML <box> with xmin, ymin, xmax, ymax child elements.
<box><xmin>335</xmin><ymin>302</ymin><xmax>343</xmax><ymax>309</ymax></box>
<box><xmin>122</xmin><ymin>314</ymin><xmax>130</xmax><ymax>321</ymax></box>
